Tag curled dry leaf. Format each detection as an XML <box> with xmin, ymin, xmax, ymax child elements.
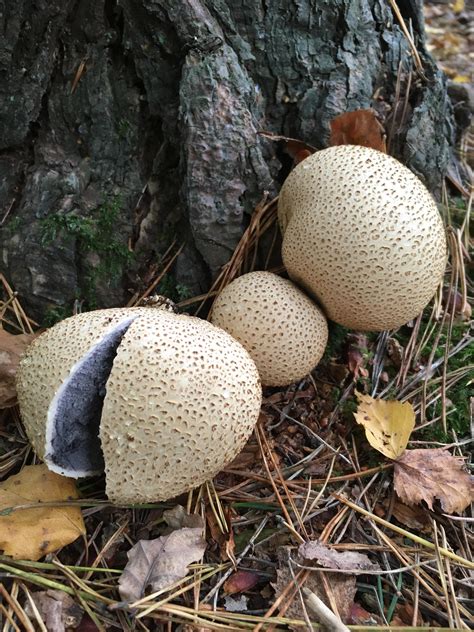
<box><xmin>394</xmin><ymin>448</ymin><xmax>474</xmax><ymax>514</ymax></box>
<box><xmin>206</xmin><ymin>505</ymin><xmax>236</xmax><ymax>564</ymax></box>
<box><xmin>0</xmin><ymin>329</ymin><xmax>37</xmax><ymax>408</ymax></box>
<box><xmin>329</xmin><ymin>109</ymin><xmax>386</xmax><ymax>152</ymax></box>
<box><xmin>353</xmin><ymin>392</ymin><xmax>415</xmax><ymax>459</ymax></box>
<box><xmin>299</xmin><ymin>541</ymin><xmax>380</xmax><ymax>573</ymax></box>
<box><xmin>119</xmin><ymin>526</ymin><xmax>207</xmax><ymax>602</ymax></box>
<box><xmin>0</xmin><ymin>464</ymin><xmax>85</xmax><ymax>561</ymax></box>
<box><xmin>442</xmin><ymin>288</ymin><xmax>472</xmax><ymax>320</ymax></box>
<box><xmin>343</xmin><ymin>333</ymin><xmax>369</xmax><ymax>379</ymax></box>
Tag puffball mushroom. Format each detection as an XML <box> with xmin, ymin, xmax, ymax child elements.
<box><xmin>279</xmin><ymin>145</ymin><xmax>447</xmax><ymax>331</ymax></box>
<box><xmin>210</xmin><ymin>271</ymin><xmax>328</xmax><ymax>386</ymax></box>
<box><xmin>16</xmin><ymin>307</ymin><xmax>262</xmax><ymax>504</ymax></box>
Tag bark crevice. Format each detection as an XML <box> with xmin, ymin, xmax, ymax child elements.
<box><xmin>0</xmin><ymin>0</ymin><xmax>454</xmax><ymax>322</ymax></box>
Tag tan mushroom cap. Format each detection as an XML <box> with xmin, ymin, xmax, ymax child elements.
<box><xmin>210</xmin><ymin>271</ymin><xmax>328</xmax><ymax>386</ymax></box>
<box><xmin>101</xmin><ymin>310</ymin><xmax>262</xmax><ymax>503</ymax></box>
<box><xmin>17</xmin><ymin>307</ymin><xmax>262</xmax><ymax>503</ymax></box>
<box><xmin>16</xmin><ymin>307</ymin><xmax>151</xmax><ymax>462</ymax></box>
<box><xmin>279</xmin><ymin>145</ymin><xmax>447</xmax><ymax>331</ymax></box>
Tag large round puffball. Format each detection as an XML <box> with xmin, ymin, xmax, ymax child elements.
<box><xmin>279</xmin><ymin>145</ymin><xmax>447</xmax><ymax>331</ymax></box>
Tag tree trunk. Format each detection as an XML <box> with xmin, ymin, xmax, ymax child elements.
<box><xmin>0</xmin><ymin>0</ymin><xmax>454</xmax><ymax>323</ymax></box>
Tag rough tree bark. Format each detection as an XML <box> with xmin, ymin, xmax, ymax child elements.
<box><xmin>0</xmin><ymin>0</ymin><xmax>454</xmax><ymax>322</ymax></box>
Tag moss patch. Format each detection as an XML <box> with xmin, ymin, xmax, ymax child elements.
<box><xmin>40</xmin><ymin>197</ymin><xmax>134</xmax><ymax>312</ymax></box>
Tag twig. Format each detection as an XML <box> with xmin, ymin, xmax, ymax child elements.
<box><xmin>302</xmin><ymin>587</ymin><xmax>350</xmax><ymax>632</ymax></box>
<box><xmin>0</xmin><ymin>198</ymin><xmax>15</xmax><ymax>226</ymax></box>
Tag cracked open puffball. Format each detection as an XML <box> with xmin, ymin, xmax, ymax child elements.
<box><xmin>16</xmin><ymin>307</ymin><xmax>262</xmax><ymax>504</ymax></box>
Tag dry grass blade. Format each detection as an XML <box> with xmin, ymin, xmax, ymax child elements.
<box><xmin>334</xmin><ymin>495</ymin><xmax>474</xmax><ymax>569</ymax></box>
<box><xmin>255</xmin><ymin>424</ymin><xmax>304</xmax><ymax>543</ymax></box>
<box><xmin>128</xmin><ymin>241</ymin><xmax>184</xmax><ymax>306</ymax></box>
<box><xmin>387</xmin><ymin>0</ymin><xmax>425</xmax><ymax>76</ymax></box>
<box><xmin>70</xmin><ymin>58</ymin><xmax>88</xmax><ymax>94</ymax></box>
<box><xmin>0</xmin><ymin>274</ymin><xmax>37</xmax><ymax>333</ymax></box>
<box><xmin>0</xmin><ymin>581</ymin><xmax>35</xmax><ymax>632</ymax></box>
<box><xmin>193</xmin><ymin>195</ymin><xmax>278</xmax><ymax>316</ymax></box>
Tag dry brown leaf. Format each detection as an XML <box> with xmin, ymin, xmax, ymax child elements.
<box><xmin>163</xmin><ymin>505</ymin><xmax>204</xmax><ymax>529</ymax></box>
<box><xmin>119</xmin><ymin>527</ymin><xmax>207</xmax><ymax>602</ymax></box>
<box><xmin>394</xmin><ymin>449</ymin><xmax>474</xmax><ymax>514</ymax></box>
<box><xmin>353</xmin><ymin>392</ymin><xmax>415</xmax><ymax>459</ymax></box>
<box><xmin>0</xmin><ymin>329</ymin><xmax>37</xmax><ymax>408</ymax></box>
<box><xmin>224</xmin><ymin>570</ymin><xmax>260</xmax><ymax>594</ymax></box>
<box><xmin>386</xmin><ymin>338</ymin><xmax>404</xmax><ymax>368</ymax></box>
<box><xmin>273</xmin><ymin>547</ymin><xmax>356</xmax><ymax>627</ymax></box>
<box><xmin>25</xmin><ymin>590</ymin><xmax>83</xmax><ymax>632</ymax></box>
<box><xmin>0</xmin><ymin>464</ymin><xmax>85</xmax><ymax>560</ymax></box>
<box><xmin>299</xmin><ymin>541</ymin><xmax>380</xmax><ymax>572</ymax></box>
<box><xmin>347</xmin><ymin>602</ymin><xmax>381</xmax><ymax>626</ymax></box>
<box><xmin>391</xmin><ymin>603</ymin><xmax>424</xmax><ymax>627</ymax></box>
<box><xmin>74</xmin><ymin>615</ymin><xmax>98</xmax><ymax>632</ymax></box>
<box><xmin>206</xmin><ymin>505</ymin><xmax>236</xmax><ymax>563</ymax></box>
<box><xmin>388</xmin><ymin>498</ymin><xmax>431</xmax><ymax>533</ymax></box>
<box><xmin>343</xmin><ymin>333</ymin><xmax>369</xmax><ymax>379</ymax></box>
<box><xmin>329</xmin><ymin>109</ymin><xmax>386</xmax><ymax>152</ymax></box>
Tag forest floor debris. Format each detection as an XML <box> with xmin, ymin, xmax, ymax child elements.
<box><xmin>0</xmin><ymin>3</ymin><xmax>472</xmax><ymax>630</ymax></box>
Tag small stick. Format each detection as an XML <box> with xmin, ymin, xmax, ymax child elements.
<box><xmin>302</xmin><ymin>587</ymin><xmax>350</xmax><ymax>632</ymax></box>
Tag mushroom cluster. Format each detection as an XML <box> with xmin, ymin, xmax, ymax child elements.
<box><xmin>16</xmin><ymin>145</ymin><xmax>447</xmax><ymax>504</ymax></box>
<box><xmin>17</xmin><ymin>307</ymin><xmax>261</xmax><ymax>504</ymax></box>
<box><xmin>209</xmin><ymin>145</ymin><xmax>446</xmax><ymax>386</ymax></box>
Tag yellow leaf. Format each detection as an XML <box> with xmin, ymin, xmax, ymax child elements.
<box><xmin>451</xmin><ymin>0</ymin><xmax>464</xmax><ymax>13</ymax></box>
<box><xmin>452</xmin><ymin>75</ymin><xmax>470</xmax><ymax>84</ymax></box>
<box><xmin>353</xmin><ymin>392</ymin><xmax>415</xmax><ymax>459</ymax></box>
<box><xmin>0</xmin><ymin>464</ymin><xmax>85</xmax><ymax>560</ymax></box>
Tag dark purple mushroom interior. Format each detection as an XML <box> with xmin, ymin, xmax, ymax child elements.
<box><xmin>45</xmin><ymin>317</ymin><xmax>136</xmax><ymax>476</ymax></box>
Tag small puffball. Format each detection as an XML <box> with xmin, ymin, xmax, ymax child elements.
<box><xmin>210</xmin><ymin>271</ymin><xmax>328</xmax><ymax>386</ymax></box>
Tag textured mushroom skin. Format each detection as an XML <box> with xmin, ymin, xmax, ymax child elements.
<box><xmin>17</xmin><ymin>307</ymin><xmax>262</xmax><ymax>504</ymax></box>
<box><xmin>16</xmin><ymin>308</ymin><xmax>150</xmax><ymax>465</ymax></box>
<box><xmin>210</xmin><ymin>271</ymin><xmax>328</xmax><ymax>386</ymax></box>
<box><xmin>279</xmin><ymin>146</ymin><xmax>447</xmax><ymax>331</ymax></box>
<box><xmin>101</xmin><ymin>310</ymin><xmax>262</xmax><ymax>503</ymax></box>
<box><xmin>46</xmin><ymin>318</ymin><xmax>136</xmax><ymax>476</ymax></box>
